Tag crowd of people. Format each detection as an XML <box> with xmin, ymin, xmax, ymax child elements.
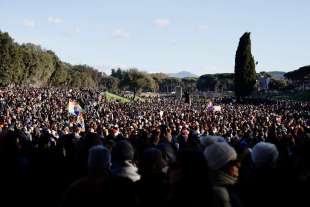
<box><xmin>0</xmin><ymin>87</ymin><xmax>310</xmax><ymax>207</ymax></box>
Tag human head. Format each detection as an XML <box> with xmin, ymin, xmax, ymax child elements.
<box><xmin>204</xmin><ymin>142</ymin><xmax>239</xmax><ymax>177</ymax></box>
<box><xmin>139</xmin><ymin>148</ymin><xmax>165</xmax><ymax>177</ymax></box>
<box><xmin>112</xmin><ymin>140</ymin><xmax>135</xmax><ymax>163</ymax></box>
<box><xmin>200</xmin><ymin>135</ymin><xmax>226</xmax><ymax>148</ymax></box>
<box><xmin>88</xmin><ymin>145</ymin><xmax>111</xmax><ymax>177</ymax></box>
<box><xmin>251</xmin><ymin>142</ymin><xmax>279</xmax><ymax>168</ymax></box>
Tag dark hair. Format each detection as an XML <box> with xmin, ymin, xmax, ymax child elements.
<box><xmin>112</xmin><ymin>140</ymin><xmax>135</xmax><ymax>163</ymax></box>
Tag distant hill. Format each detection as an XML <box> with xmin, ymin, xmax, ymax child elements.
<box><xmin>269</xmin><ymin>71</ymin><xmax>286</xmax><ymax>79</ymax></box>
<box><xmin>168</xmin><ymin>71</ymin><xmax>198</xmax><ymax>78</ymax></box>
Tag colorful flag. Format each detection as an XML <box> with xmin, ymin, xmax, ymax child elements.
<box><xmin>68</xmin><ymin>100</ymin><xmax>83</xmax><ymax>116</ymax></box>
<box><xmin>68</xmin><ymin>100</ymin><xmax>75</xmax><ymax>115</ymax></box>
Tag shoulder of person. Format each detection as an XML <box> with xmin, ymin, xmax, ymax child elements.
<box><xmin>213</xmin><ymin>186</ymin><xmax>230</xmax><ymax>203</ymax></box>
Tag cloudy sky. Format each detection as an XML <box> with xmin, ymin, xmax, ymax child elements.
<box><xmin>0</xmin><ymin>0</ymin><xmax>309</xmax><ymax>75</ymax></box>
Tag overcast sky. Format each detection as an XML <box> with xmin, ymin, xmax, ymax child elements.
<box><xmin>0</xmin><ymin>0</ymin><xmax>309</xmax><ymax>75</ymax></box>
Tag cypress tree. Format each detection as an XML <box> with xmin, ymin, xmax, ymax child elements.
<box><xmin>234</xmin><ymin>32</ymin><xmax>256</xmax><ymax>99</ymax></box>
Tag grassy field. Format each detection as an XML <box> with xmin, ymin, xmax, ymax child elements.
<box><xmin>102</xmin><ymin>91</ymin><xmax>131</xmax><ymax>103</ymax></box>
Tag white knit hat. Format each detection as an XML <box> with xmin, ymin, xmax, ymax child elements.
<box><xmin>200</xmin><ymin>135</ymin><xmax>226</xmax><ymax>147</ymax></box>
<box><xmin>203</xmin><ymin>142</ymin><xmax>237</xmax><ymax>170</ymax></box>
<box><xmin>251</xmin><ymin>142</ymin><xmax>279</xmax><ymax>168</ymax></box>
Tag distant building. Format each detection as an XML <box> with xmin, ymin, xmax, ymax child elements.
<box><xmin>175</xmin><ymin>86</ymin><xmax>182</xmax><ymax>99</ymax></box>
<box><xmin>288</xmin><ymin>79</ymin><xmax>310</xmax><ymax>90</ymax></box>
<box><xmin>258</xmin><ymin>76</ymin><xmax>271</xmax><ymax>91</ymax></box>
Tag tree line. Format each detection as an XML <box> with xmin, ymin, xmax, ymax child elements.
<box><xmin>0</xmin><ymin>31</ymin><xmax>116</xmax><ymax>89</ymax></box>
<box><xmin>0</xmin><ymin>30</ymin><xmax>307</xmax><ymax>97</ymax></box>
<box><xmin>284</xmin><ymin>65</ymin><xmax>310</xmax><ymax>81</ymax></box>
<box><xmin>0</xmin><ymin>30</ymin><xmax>214</xmax><ymax>94</ymax></box>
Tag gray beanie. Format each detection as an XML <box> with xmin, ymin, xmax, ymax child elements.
<box><xmin>204</xmin><ymin>142</ymin><xmax>237</xmax><ymax>170</ymax></box>
<box><xmin>251</xmin><ymin>142</ymin><xmax>279</xmax><ymax>168</ymax></box>
<box><xmin>88</xmin><ymin>145</ymin><xmax>111</xmax><ymax>175</ymax></box>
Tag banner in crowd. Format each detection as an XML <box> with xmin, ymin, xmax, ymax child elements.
<box><xmin>68</xmin><ymin>100</ymin><xmax>85</xmax><ymax>130</ymax></box>
<box><xmin>206</xmin><ymin>101</ymin><xmax>221</xmax><ymax>112</ymax></box>
<box><xmin>207</xmin><ymin>101</ymin><xmax>213</xmax><ymax>110</ymax></box>
<box><xmin>213</xmin><ymin>105</ymin><xmax>222</xmax><ymax>112</ymax></box>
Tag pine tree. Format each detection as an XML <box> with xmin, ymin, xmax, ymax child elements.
<box><xmin>234</xmin><ymin>32</ymin><xmax>256</xmax><ymax>99</ymax></box>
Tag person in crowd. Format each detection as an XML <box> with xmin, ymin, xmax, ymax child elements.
<box><xmin>168</xmin><ymin>148</ymin><xmax>215</xmax><ymax>206</ymax></box>
<box><xmin>204</xmin><ymin>141</ymin><xmax>242</xmax><ymax>207</ymax></box>
<box><xmin>240</xmin><ymin>142</ymin><xmax>293</xmax><ymax>207</ymax></box>
<box><xmin>1</xmin><ymin>87</ymin><xmax>310</xmax><ymax>207</ymax></box>
<box><xmin>61</xmin><ymin>145</ymin><xmax>111</xmax><ymax>207</ymax></box>
<box><xmin>135</xmin><ymin>148</ymin><xmax>168</xmax><ymax>207</ymax></box>
<box><xmin>111</xmin><ymin>140</ymin><xmax>140</xmax><ymax>182</ymax></box>
<box><xmin>157</xmin><ymin>127</ymin><xmax>177</xmax><ymax>165</ymax></box>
